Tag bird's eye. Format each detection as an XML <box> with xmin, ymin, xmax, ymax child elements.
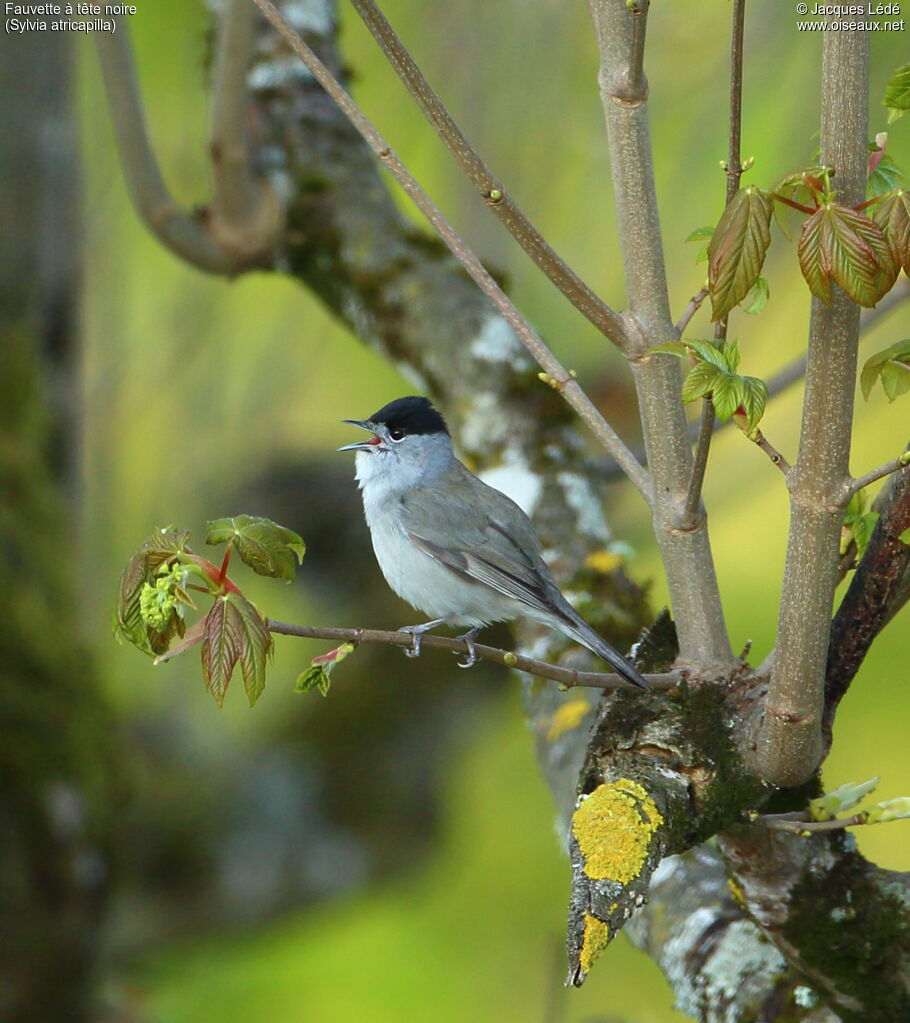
<box><xmin>388</xmin><ymin>427</ymin><xmax>406</xmax><ymax>441</ymax></box>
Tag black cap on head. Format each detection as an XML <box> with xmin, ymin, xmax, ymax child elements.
<box><xmin>369</xmin><ymin>396</ymin><xmax>449</xmax><ymax>436</ymax></box>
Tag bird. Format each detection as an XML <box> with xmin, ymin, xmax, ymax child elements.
<box><xmin>338</xmin><ymin>396</ymin><xmax>648</xmax><ymax>690</ymax></box>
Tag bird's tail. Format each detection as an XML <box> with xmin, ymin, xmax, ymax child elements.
<box><xmin>560</xmin><ymin>611</ymin><xmax>649</xmax><ymax>690</ymax></box>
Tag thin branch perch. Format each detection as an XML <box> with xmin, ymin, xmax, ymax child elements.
<box><xmin>267</xmin><ymin>619</ymin><xmax>680</xmax><ymax>691</ymax></box>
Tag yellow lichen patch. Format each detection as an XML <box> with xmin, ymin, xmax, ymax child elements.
<box><xmin>728</xmin><ymin>875</ymin><xmax>747</xmax><ymax>910</ymax></box>
<box><xmin>546</xmin><ymin>698</ymin><xmax>592</xmax><ymax>742</ymax></box>
<box><xmin>580</xmin><ymin>913</ymin><xmax>611</xmax><ymax>975</ymax></box>
<box><xmin>572</xmin><ymin>778</ymin><xmax>664</xmax><ymax>884</ymax></box>
<box><xmin>584</xmin><ymin>548</ymin><xmax>623</xmax><ymax>574</ymax></box>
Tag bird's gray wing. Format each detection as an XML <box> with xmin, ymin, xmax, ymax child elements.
<box><xmin>400</xmin><ymin>467</ymin><xmax>567</xmax><ymax>622</ymax></box>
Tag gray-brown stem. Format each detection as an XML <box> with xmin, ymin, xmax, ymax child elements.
<box><xmin>588</xmin><ymin>0</ymin><xmax>732</xmax><ymax>672</ymax></box>
<box><xmin>749</xmin><ymin>22</ymin><xmax>868</xmax><ymax>786</ymax></box>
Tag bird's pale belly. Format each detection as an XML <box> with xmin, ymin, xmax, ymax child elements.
<box><xmin>365</xmin><ymin>504</ymin><xmax>518</xmax><ymax>627</ymax></box>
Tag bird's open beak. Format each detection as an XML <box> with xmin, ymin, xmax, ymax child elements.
<box><xmin>338</xmin><ymin>419</ymin><xmax>383</xmax><ymax>452</ymax></box>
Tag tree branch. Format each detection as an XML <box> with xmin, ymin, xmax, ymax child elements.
<box><xmin>825</xmin><ymin>462</ymin><xmax>910</xmax><ymax>730</ymax></box>
<box><xmin>750</xmin><ymin>429</ymin><xmax>792</xmax><ymax>475</ymax></box>
<box><xmin>95</xmin><ymin>22</ymin><xmax>242</xmax><ymax>273</ymax></box>
<box><xmin>675</xmin><ymin>286</ymin><xmax>708</xmax><ymax>335</ymax></box>
<box><xmin>267</xmin><ymin>619</ymin><xmax>679</xmax><ymax>691</ymax></box>
<box><xmin>684</xmin><ymin>399</ymin><xmax>714</xmax><ymax>521</ymax></box>
<box><xmin>209</xmin><ymin>0</ymin><xmax>282</xmax><ymax>261</ymax></box>
<box><xmin>246</xmin><ymin>0</ymin><xmax>652</xmax><ymax>502</ymax></box>
<box><xmin>588</xmin><ymin>0</ymin><xmax>732</xmax><ymax>672</ymax></box>
<box><xmin>848</xmin><ymin>450</ymin><xmax>910</xmax><ymax>497</ymax></box>
<box><xmin>348</xmin><ymin>0</ymin><xmax>630</xmax><ymax>350</ymax></box>
<box><xmin>749</xmin><ymin>21</ymin><xmax>868</xmax><ymax>787</ymax></box>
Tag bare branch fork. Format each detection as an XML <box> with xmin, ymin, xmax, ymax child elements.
<box><xmin>96</xmin><ymin>7</ymin><xmax>279</xmax><ymax>271</ymax></box>
<box><xmin>245</xmin><ymin>0</ymin><xmax>653</xmax><ymax>502</ymax></box>
<box><xmin>267</xmin><ymin>620</ymin><xmax>680</xmax><ymax>691</ymax></box>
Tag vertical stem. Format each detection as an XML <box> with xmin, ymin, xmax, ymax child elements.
<box><xmin>684</xmin><ymin>0</ymin><xmax>746</xmax><ymax>520</ymax></box>
<box><xmin>749</xmin><ymin>23</ymin><xmax>868</xmax><ymax>786</ymax></box>
<box><xmin>589</xmin><ymin>0</ymin><xmax>733</xmax><ymax>672</ymax></box>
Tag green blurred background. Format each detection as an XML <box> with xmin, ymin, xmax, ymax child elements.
<box><xmin>71</xmin><ymin>3</ymin><xmax>910</xmax><ymax>1020</ymax></box>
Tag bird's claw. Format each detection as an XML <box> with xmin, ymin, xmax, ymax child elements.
<box><xmin>455</xmin><ymin>628</ymin><xmax>480</xmax><ymax>669</ymax></box>
<box><xmin>398</xmin><ymin>620</ymin><xmax>445</xmax><ymax>660</ymax></box>
<box><xmin>405</xmin><ymin>633</ymin><xmax>422</xmax><ymax>658</ymax></box>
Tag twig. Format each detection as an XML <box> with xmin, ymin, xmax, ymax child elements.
<box><xmin>245</xmin><ymin>0</ymin><xmax>653</xmax><ymax>503</ymax></box>
<box><xmin>675</xmin><ymin>287</ymin><xmax>708</xmax><ymax>335</ymax></box>
<box><xmin>750</xmin><ymin>430</ymin><xmax>791</xmax><ymax>475</ymax></box>
<box><xmin>209</xmin><ymin>0</ymin><xmax>280</xmax><ymax>261</ymax></box>
<box><xmin>95</xmin><ymin>22</ymin><xmax>238</xmax><ymax>273</ymax></box>
<box><xmin>848</xmin><ymin>451</ymin><xmax>910</xmax><ymax>497</ymax></box>
<box><xmin>756</xmin><ymin>811</ymin><xmax>868</xmax><ymax>834</ymax></box>
<box><xmin>684</xmin><ymin>399</ymin><xmax>715</xmax><ymax>522</ymax></box>
<box><xmin>348</xmin><ymin>0</ymin><xmax>629</xmax><ymax>350</ymax></box>
<box><xmin>682</xmin><ymin>0</ymin><xmax>744</xmax><ymax>527</ymax></box>
<box><xmin>267</xmin><ymin>619</ymin><xmax>680</xmax><ymax>691</ymax></box>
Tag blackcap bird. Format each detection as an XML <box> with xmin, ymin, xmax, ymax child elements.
<box><xmin>338</xmin><ymin>396</ymin><xmax>648</xmax><ymax>690</ymax></box>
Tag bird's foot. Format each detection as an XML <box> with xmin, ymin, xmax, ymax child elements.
<box><xmin>454</xmin><ymin>627</ymin><xmax>481</xmax><ymax>669</ymax></box>
<box><xmin>398</xmin><ymin>619</ymin><xmax>446</xmax><ymax>659</ymax></box>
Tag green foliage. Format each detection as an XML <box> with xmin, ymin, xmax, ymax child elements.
<box><xmin>740</xmin><ymin>275</ymin><xmax>769</xmax><ymax>315</ymax></box>
<box><xmin>206</xmin><ymin>515</ymin><xmax>305</xmax><ymax>582</ymax></box>
<box><xmin>860</xmin><ymin>338</ymin><xmax>910</xmax><ymax>402</ymax></box>
<box><xmin>707</xmin><ymin>186</ymin><xmax>773</xmax><ymax>321</ymax></box>
<box><xmin>797</xmin><ymin>202</ymin><xmax>897</xmax><ymax>307</ymax></box>
<box><xmin>810</xmin><ymin>777</ymin><xmax>880</xmax><ymax>821</ymax></box>
<box><xmin>867</xmin><ymin>154</ymin><xmax>906</xmax><ymax>199</ymax></box>
<box><xmin>113</xmin><ymin>517</ymin><xmax>302</xmax><ymax>706</ymax></box>
<box><xmin>841</xmin><ymin>491</ymin><xmax>879</xmax><ymax>559</ymax></box>
<box><xmin>872</xmin><ymin>190</ymin><xmax>910</xmax><ymax>275</ymax></box>
<box><xmin>884</xmin><ymin>63</ymin><xmax>910</xmax><ymax>123</ymax></box>
<box><xmin>295</xmin><ymin>642</ymin><xmax>356</xmax><ymax>697</ymax></box>
<box><xmin>653</xmin><ymin>338</ymin><xmax>767</xmax><ymax>432</ymax></box>
<box><xmin>685</xmin><ymin>224</ymin><xmax>713</xmax><ymax>264</ymax></box>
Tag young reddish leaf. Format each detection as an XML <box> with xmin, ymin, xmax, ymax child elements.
<box><xmin>206</xmin><ymin>515</ymin><xmax>305</xmax><ymax>582</ymax></box>
<box><xmin>883</xmin><ymin>63</ymin><xmax>910</xmax><ymax>123</ymax></box>
<box><xmin>860</xmin><ymin>338</ymin><xmax>910</xmax><ymax>401</ymax></box>
<box><xmin>708</xmin><ymin>186</ymin><xmax>773</xmax><ymax>321</ymax></box>
<box><xmin>114</xmin><ymin>527</ymin><xmax>191</xmax><ymax>656</ymax></box>
<box><xmin>201</xmin><ymin>592</ymin><xmax>273</xmax><ymax>707</ymax></box>
<box><xmin>873</xmin><ymin>190</ymin><xmax>910</xmax><ymax>274</ymax></box>
<box><xmin>798</xmin><ymin>203</ymin><xmax>897</xmax><ymax>307</ymax></box>
<box><xmin>295</xmin><ymin>644</ymin><xmax>355</xmax><ymax>698</ymax></box>
<box><xmin>741</xmin><ymin>276</ymin><xmax>770</xmax><ymax>315</ymax></box>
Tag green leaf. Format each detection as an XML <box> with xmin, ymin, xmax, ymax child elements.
<box><xmin>867</xmin><ymin>796</ymin><xmax>910</xmax><ymax>823</ymax></box>
<box><xmin>898</xmin><ymin>526</ymin><xmax>910</xmax><ymax>545</ymax></box>
<box><xmin>686</xmin><ymin>226</ymin><xmax>715</xmax><ymax>242</ymax></box>
<box><xmin>798</xmin><ymin>203</ymin><xmax>898</xmax><ymax>307</ymax></box>
<box><xmin>860</xmin><ymin>339</ymin><xmax>910</xmax><ymax>401</ymax></box>
<box><xmin>739</xmin><ymin>376</ymin><xmax>768</xmax><ymax>432</ymax></box>
<box><xmin>708</xmin><ymin>187</ymin><xmax>773</xmax><ymax>321</ymax></box>
<box><xmin>872</xmin><ymin>190</ymin><xmax>910</xmax><ymax>275</ymax></box>
<box><xmin>686</xmin><ymin>339</ymin><xmax>730</xmax><ymax>371</ymax></box>
<box><xmin>114</xmin><ymin>527</ymin><xmax>191</xmax><ymax>656</ymax></box>
<box><xmin>710</xmin><ymin>372</ymin><xmax>746</xmax><ymax>422</ymax></box>
<box><xmin>295</xmin><ymin>643</ymin><xmax>355</xmax><ymax>698</ymax></box>
<box><xmin>649</xmin><ymin>340</ymin><xmax>691</xmax><ymax>359</ymax></box>
<box><xmin>741</xmin><ymin>275</ymin><xmax>769</xmax><ymax>315</ymax></box>
<box><xmin>206</xmin><ymin>515</ymin><xmax>305</xmax><ymax>582</ymax></box>
<box><xmin>867</xmin><ymin>154</ymin><xmax>907</xmax><ymax>200</ymax></box>
<box><xmin>296</xmin><ymin>664</ymin><xmax>332</xmax><ymax>697</ymax></box>
<box><xmin>200</xmin><ymin>592</ymin><xmax>273</xmax><ymax>707</ymax></box>
<box><xmin>883</xmin><ymin>63</ymin><xmax>910</xmax><ymax>123</ymax></box>
<box><xmin>809</xmin><ymin>777</ymin><xmax>880</xmax><ymax>821</ymax></box>
<box><xmin>681</xmin><ymin>362</ymin><xmax>722</xmax><ymax>404</ymax></box>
